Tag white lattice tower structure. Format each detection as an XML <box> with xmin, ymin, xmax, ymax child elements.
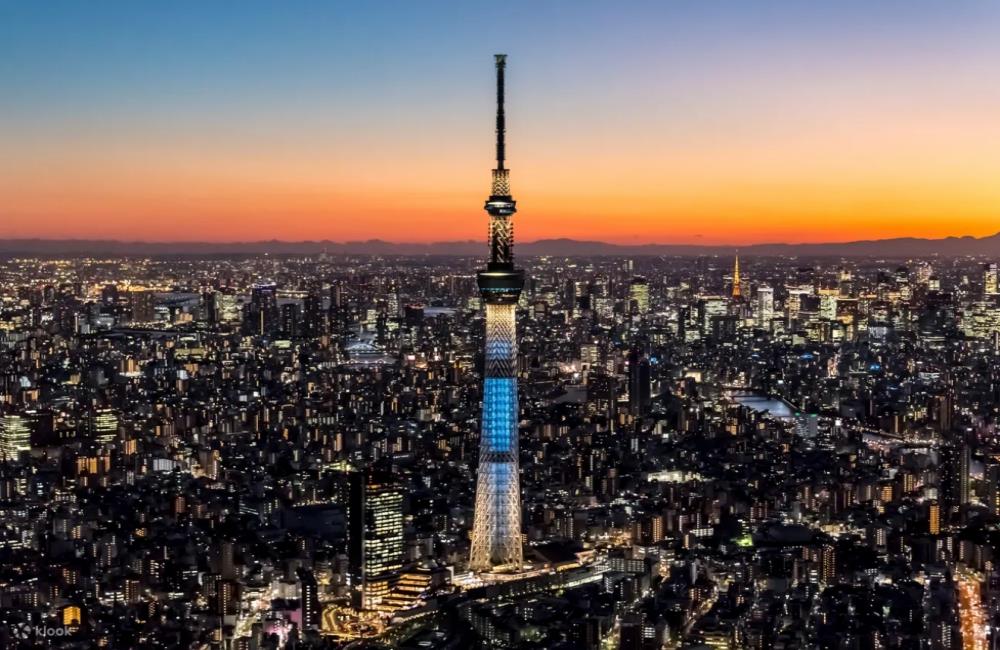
<box><xmin>470</xmin><ymin>54</ymin><xmax>525</xmax><ymax>574</ymax></box>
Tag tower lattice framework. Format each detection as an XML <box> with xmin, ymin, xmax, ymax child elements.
<box><xmin>470</xmin><ymin>54</ymin><xmax>525</xmax><ymax>573</ymax></box>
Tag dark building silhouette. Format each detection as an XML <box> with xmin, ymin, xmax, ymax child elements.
<box><xmin>628</xmin><ymin>347</ymin><xmax>651</xmax><ymax>417</ymax></box>
<box><xmin>243</xmin><ymin>281</ymin><xmax>280</xmax><ymax>336</ymax></box>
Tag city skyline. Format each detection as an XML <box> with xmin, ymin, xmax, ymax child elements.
<box><xmin>5</xmin><ymin>1</ymin><xmax>1000</xmax><ymax>244</ymax></box>
<box><xmin>7</xmin><ymin>4</ymin><xmax>1000</xmax><ymax>648</ymax></box>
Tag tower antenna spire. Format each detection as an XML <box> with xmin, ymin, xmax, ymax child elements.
<box><xmin>495</xmin><ymin>54</ymin><xmax>506</xmax><ymax>171</ymax></box>
<box><xmin>484</xmin><ymin>54</ymin><xmax>516</xmax><ymax>266</ymax></box>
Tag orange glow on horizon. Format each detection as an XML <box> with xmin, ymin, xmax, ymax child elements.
<box><xmin>4</xmin><ymin>170</ymin><xmax>999</xmax><ymax>245</ymax></box>
<box><xmin>4</xmin><ymin>87</ymin><xmax>1000</xmax><ymax>245</ymax></box>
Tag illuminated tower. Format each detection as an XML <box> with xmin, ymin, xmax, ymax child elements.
<box><xmin>470</xmin><ymin>54</ymin><xmax>525</xmax><ymax>574</ymax></box>
<box><xmin>731</xmin><ymin>254</ymin><xmax>741</xmax><ymax>299</ymax></box>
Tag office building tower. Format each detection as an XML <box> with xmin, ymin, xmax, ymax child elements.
<box><xmin>302</xmin><ymin>293</ymin><xmax>326</xmax><ymax>338</ymax></box>
<box><xmin>215</xmin><ymin>293</ymin><xmax>240</xmax><ymax>322</ymax></box>
<box><xmin>819</xmin><ymin>292</ymin><xmax>837</xmax><ymax>321</ymax></box>
<box><xmin>216</xmin><ymin>579</ymin><xmax>240</xmax><ymax>617</ymax></box>
<box><xmin>0</xmin><ymin>414</ymin><xmax>31</xmax><ymax>460</ymax></box>
<box><xmin>756</xmin><ymin>285</ymin><xmax>774</xmax><ymax>328</ymax></box>
<box><xmin>987</xmin><ymin>465</ymin><xmax>1000</xmax><ymax>518</ymax></box>
<box><xmin>697</xmin><ymin>296</ymin><xmax>728</xmax><ymax>335</ymax></box>
<box><xmin>88</xmin><ymin>408</ymin><xmax>118</xmax><ymax>444</ymax></box>
<box><xmin>629</xmin><ymin>277</ymin><xmax>650</xmax><ymax>316</ymax></box>
<box><xmin>349</xmin><ymin>470</ymin><xmax>404</xmax><ymax>610</ymax></box>
<box><xmin>928</xmin><ymin>501</ymin><xmax>941</xmax><ymax>535</ymax></box>
<box><xmin>128</xmin><ymin>289</ymin><xmax>156</xmax><ymax>323</ymax></box>
<box><xmin>387</xmin><ymin>281</ymin><xmax>401</xmax><ymax>318</ymax></box>
<box><xmin>243</xmin><ymin>281</ymin><xmax>280</xmax><ymax>336</ymax></box>
<box><xmin>329</xmin><ymin>281</ymin><xmax>351</xmax><ymax>332</ymax></box>
<box><xmin>819</xmin><ymin>544</ymin><xmax>836</xmax><ymax>584</ymax></box>
<box><xmin>217</xmin><ymin>540</ymin><xmax>236</xmax><ymax>580</ymax></box>
<box><xmin>939</xmin><ymin>440</ymin><xmax>970</xmax><ymax>522</ymax></box>
<box><xmin>628</xmin><ymin>347</ymin><xmax>651</xmax><ymax>417</ymax></box>
<box><xmin>279</xmin><ymin>302</ymin><xmax>300</xmax><ymax>338</ymax></box>
<box><xmin>984</xmin><ymin>263</ymin><xmax>999</xmax><ymax>296</ymax></box>
<box><xmin>470</xmin><ymin>54</ymin><xmax>526</xmax><ymax>574</ymax></box>
<box><xmin>202</xmin><ymin>291</ymin><xmax>219</xmax><ymax>324</ymax></box>
<box><xmin>300</xmin><ymin>570</ymin><xmax>320</xmax><ymax>629</ymax></box>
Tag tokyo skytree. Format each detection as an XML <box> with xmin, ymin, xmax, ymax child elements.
<box><xmin>469</xmin><ymin>54</ymin><xmax>525</xmax><ymax>574</ymax></box>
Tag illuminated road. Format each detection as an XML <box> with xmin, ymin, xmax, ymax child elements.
<box><xmin>956</xmin><ymin>572</ymin><xmax>986</xmax><ymax>650</ymax></box>
<box><xmin>664</xmin><ymin>584</ymin><xmax>721</xmax><ymax>650</ymax></box>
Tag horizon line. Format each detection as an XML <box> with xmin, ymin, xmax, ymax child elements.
<box><xmin>0</xmin><ymin>231</ymin><xmax>998</xmax><ymax>248</ymax></box>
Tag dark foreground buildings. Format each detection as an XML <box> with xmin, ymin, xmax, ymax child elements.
<box><xmin>3</xmin><ymin>247</ymin><xmax>1000</xmax><ymax>649</ymax></box>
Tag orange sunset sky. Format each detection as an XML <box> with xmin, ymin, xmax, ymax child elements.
<box><xmin>3</xmin><ymin>2</ymin><xmax>1000</xmax><ymax>245</ymax></box>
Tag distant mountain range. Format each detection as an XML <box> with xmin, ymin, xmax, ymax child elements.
<box><xmin>1</xmin><ymin>233</ymin><xmax>1000</xmax><ymax>257</ymax></box>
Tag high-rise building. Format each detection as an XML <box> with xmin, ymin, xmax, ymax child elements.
<box><xmin>697</xmin><ymin>296</ymin><xmax>728</xmax><ymax>335</ymax></box>
<box><xmin>628</xmin><ymin>347</ymin><xmax>651</xmax><ymax>417</ymax></box>
<box><xmin>128</xmin><ymin>289</ymin><xmax>156</xmax><ymax>323</ymax></box>
<box><xmin>387</xmin><ymin>281</ymin><xmax>401</xmax><ymax>318</ymax></box>
<box><xmin>629</xmin><ymin>277</ymin><xmax>650</xmax><ymax>316</ymax></box>
<box><xmin>928</xmin><ymin>501</ymin><xmax>940</xmax><ymax>535</ymax></box>
<box><xmin>217</xmin><ymin>540</ymin><xmax>236</xmax><ymax>579</ymax></box>
<box><xmin>279</xmin><ymin>302</ymin><xmax>300</xmax><ymax>338</ymax></box>
<box><xmin>201</xmin><ymin>291</ymin><xmax>219</xmax><ymax>324</ymax></box>
<box><xmin>243</xmin><ymin>282</ymin><xmax>280</xmax><ymax>336</ymax></box>
<box><xmin>939</xmin><ymin>440</ymin><xmax>970</xmax><ymax>522</ymax></box>
<box><xmin>987</xmin><ymin>464</ymin><xmax>1000</xmax><ymax>518</ymax></box>
<box><xmin>984</xmin><ymin>263</ymin><xmax>999</xmax><ymax>296</ymax></box>
<box><xmin>88</xmin><ymin>408</ymin><xmax>118</xmax><ymax>444</ymax></box>
<box><xmin>349</xmin><ymin>470</ymin><xmax>404</xmax><ymax>610</ymax></box>
<box><xmin>216</xmin><ymin>579</ymin><xmax>240</xmax><ymax>617</ymax></box>
<box><xmin>216</xmin><ymin>293</ymin><xmax>240</xmax><ymax>322</ymax></box>
<box><xmin>819</xmin><ymin>544</ymin><xmax>836</xmax><ymax>584</ymax></box>
<box><xmin>299</xmin><ymin>569</ymin><xmax>320</xmax><ymax>629</ymax></box>
<box><xmin>0</xmin><ymin>414</ymin><xmax>31</xmax><ymax>460</ymax></box>
<box><xmin>302</xmin><ymin>293</ymin><xmax>326</xmax><ymax>337</ymax></box>
<box><xmin>819</xmin><ymin>291</ymin><xmax>837</xmax><ymax>321</ymax></box>
<box><xmin>470</xmin><ymin>54</ymin><xmax>526</xmax><ymax>574</ymax></box>
<box><xmin>756</xmin><ymin>285</ymin><xmax>774</xmax><ymax>329</ymax></box>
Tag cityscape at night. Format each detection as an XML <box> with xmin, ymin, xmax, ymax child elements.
<box><xmin>6</xmin><ymin>2</ymin><xmax>1000</xmax><ymax>649</ymax></box>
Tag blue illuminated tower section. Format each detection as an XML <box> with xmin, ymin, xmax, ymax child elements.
<box><xmin>470</xmin><ymin>54</ymin><xmax>525</xmax><ymax>573</ymax></box>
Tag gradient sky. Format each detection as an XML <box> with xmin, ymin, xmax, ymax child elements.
<box><xmin>3</xmin><ymin>1</ymin><xmax>1000</xmax><ymax>244</ymax></box>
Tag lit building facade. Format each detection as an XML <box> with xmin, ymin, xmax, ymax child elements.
<box><xmin>756</xmin><ymin>285</ymin><xmax>774</xmax><ymax>328</ymax></box>
<box><xmin>0</xmin><ymin>414</ymin><xmax>30</xmax><ymax>460</ymax></box>
<box><xmin>984</xmin><ymin>262</ymin><xmax>999</xmax><ymax>296</ymax></box>
<box><xmin>629</xmin><ymin>276</ymin><xmax>650</xmax><ymax>316</ymax></box>
<box><xmin>349</xmin><ymin>470</ymin><xmax>404</xmax><ymax>610</ymax></box>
